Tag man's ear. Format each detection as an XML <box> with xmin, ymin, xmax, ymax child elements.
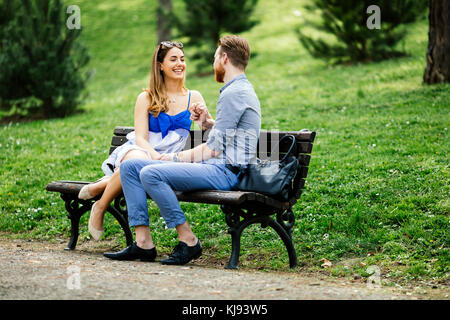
<box><xmin>222</xmin><ymin>52</ymin><xmax>228</xmax><ymax>65</ymax></box>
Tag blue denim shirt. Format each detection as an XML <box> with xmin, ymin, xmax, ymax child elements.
<box><xmin>205</xmin><ymin>74</ymin><xmax>261</xmax><ymax>167</ymax></box>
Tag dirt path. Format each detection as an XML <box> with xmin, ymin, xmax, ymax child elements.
<box><xmin>0</xmin><ymin>237</ymin><xmax>447</xmax><ymax>300</ymax></box>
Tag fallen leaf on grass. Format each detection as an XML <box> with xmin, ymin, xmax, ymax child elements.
<box><xmin>320</xmin><ymin>258</ymin><xmax>333</xmax><ymax>268</ymax></box>
<box><xmin>210</xmin><ymin>291</ymin><xmax>222</xmax><ymax>294</ymax></box>
<box><xmin>27</xmin><ymin>259</ymin><xmax>41</xmax><ymax>264</ymax></box>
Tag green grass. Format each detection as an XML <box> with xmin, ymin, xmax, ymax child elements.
<box><xmin>0</xmin><ymin>0</ymin><xmax>448</xmax><ymax>284</ymax></box>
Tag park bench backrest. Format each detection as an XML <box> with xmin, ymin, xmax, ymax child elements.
<box><xmin>110</xmin><ymin>127</ymin><xmax>315</xmax><ymax>203</ymax></box>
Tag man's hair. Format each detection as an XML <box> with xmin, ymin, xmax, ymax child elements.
<box><xmin>218</xmin><ymin>35</ymin><xmax>250</xmax><ymax>70</ymax></box>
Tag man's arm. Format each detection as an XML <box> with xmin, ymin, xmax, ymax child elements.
<box><xmin>159</xmin><ymin>142</ymin><xmax>218</xmax><ymax>162</ymax></box>
<box><xmin>179</xmin><ymin>143</ymin><xmax>218</xmax><ymax>162</ymax></box>
<box><xmin>161</xmin><ymin>91</ymin><xmax>245</xmax><ymax>162</ymax></box>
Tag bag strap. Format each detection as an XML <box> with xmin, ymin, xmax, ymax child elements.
<box><xmin>270</xmin><ymin>134</ymin><xmax>298</xmax><ymax>162</ymax></box>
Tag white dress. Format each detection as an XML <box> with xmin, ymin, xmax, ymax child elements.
<box><xmin>101</xmin><ymin>129</ymin><xmax>190</xmax><ymax>176</ymax></box>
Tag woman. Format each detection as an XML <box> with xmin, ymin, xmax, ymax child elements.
<box><xmin>79</xmin><ymin>41</ymin><xmax>207</xmax><ymax>240</ymax></box>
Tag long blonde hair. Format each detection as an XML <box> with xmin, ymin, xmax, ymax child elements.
<box><xmin>143</xmin><ymin>43</ymin><xmax>187</xmax><ymax>117</ymax></box>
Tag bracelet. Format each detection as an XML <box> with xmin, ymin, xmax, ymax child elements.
<box><xmin>173</xmin><ymin>152</ymin><xmax>179</xmax><ymax>162</ymax></box>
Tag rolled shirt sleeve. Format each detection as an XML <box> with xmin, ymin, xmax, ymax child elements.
<box><xmin>206</xmin><ymin>92</ymin><xmax>245</xmax><ymax>153</ymax></box>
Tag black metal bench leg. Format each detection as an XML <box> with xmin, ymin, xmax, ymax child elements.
<box><xmin>61</xmin><ymin>194</ymin><xmax>91</xmax><ymax>250</ymax></box>
<box><xmin>60</xmin><ymin>193</ymin><xmax>133</xmax><ymax>250</ymax></box>
<box><xmin>225</xmin><ymin>220</ymin><xmax>251</xmax><ymax>269</ymax></box>
<box><xmin>222</xmin><ymin>205</ymin><xmax>298</xmax><ymax>269</ymax></box>
<box><xmin>268</xmin><ymin>218</ymin><xmax>297</xmax><ymax>268</ymax></box>
<box><xmin>66</xmin><ymin>213</ymin><xmax>80</xmax><ymax>250</ymax></box>
<box><xmin>222</xmin><ymin>205</ymin><xmax>243</xmax><ymax>269</ymax></box>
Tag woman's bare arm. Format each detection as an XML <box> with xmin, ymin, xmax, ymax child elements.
<box><xmin>134</xmin><ymin>92</ymin><xmax>161</xmax><ymax>159</ymax></box>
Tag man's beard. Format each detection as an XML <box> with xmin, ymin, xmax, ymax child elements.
<box><xmin>214</xmin><ymin>63</ymin><xmax>225</xmax><ymax>83</ymax></box>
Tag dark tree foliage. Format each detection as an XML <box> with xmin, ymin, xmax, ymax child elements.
<box><xmin>0</xmin><ymin>0</ymin><xmax>20</xmax><ymax>42</ymax></box>
<box><xmin>0</xmin><ymin>0</ymin><xmax>91</xmax><ymax>119</ymax></box>
<box><xmin>297</xmin><ymin>0</ymin><xmax>427</xmax><ymax>64</ymax></box>
<box><xmin>174</xmin><ymin>0</ymin><xmax>259</xmax><ymax>72</ymax></box>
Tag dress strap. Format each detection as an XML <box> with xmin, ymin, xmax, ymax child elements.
<box><xmin>186</xmin><ymin>91</ymin><xmax>191</xmax><ymax>110</ymax></box>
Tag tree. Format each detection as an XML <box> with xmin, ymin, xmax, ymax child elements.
<box><xmin>174</xmin><ymin>0</ymin><xmax>259</xmax><ymax>72</ymax></box>
<box><xmin>297</xmin><ymin>0</ymin><xmax>427</xmax><ymax>64</ymax></box>
<box><xmin>0</xmin><ymin>0</ymin><xmax>90</xmax><ymax>119</ymax></box>
<box><xmin>0</xmin><ymin>0</ymin><xmax>20</xmax><ymax>43</ymax></box>
<box><xmin>424</xmin><ymin>0</ymin><xmax>450</xmax><ymax>84</ymax></box>
<box><xmin>157</xmin><ymin>0</ymin><xmax>172</xmax><ymax>43</ymax></box>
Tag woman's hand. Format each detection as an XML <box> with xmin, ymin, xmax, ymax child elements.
<box><xmin>159</xmin><ymin>153</ymin><xmax>175</xmax><ymax>161</ymax></box>
<box><xmin>150</xmin><ymin>151</ymin><xmax>163</xmax><ymax>160</ymax></box>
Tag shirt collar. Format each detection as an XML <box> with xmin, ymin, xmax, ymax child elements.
<box><xmin>220</xmin><ymin>74</ymin><xmax>247</xmax><ymax>94</ymax></box>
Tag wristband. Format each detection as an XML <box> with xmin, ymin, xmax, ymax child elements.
<box><xmin>173</xmin><ymin>152</ymin><xmax>179</xmax><ymax>162</ymax></box>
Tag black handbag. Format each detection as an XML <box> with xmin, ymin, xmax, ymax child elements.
<box><xmin>235</xmin><ymin>135</ymin><xmax>299</xmax><ymax>201</ymax></box>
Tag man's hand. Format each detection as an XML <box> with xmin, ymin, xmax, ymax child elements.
<box><xmin>189</xmin><ymin>102</ymin><xmax>214</xmax><ymax>129</ymax></box>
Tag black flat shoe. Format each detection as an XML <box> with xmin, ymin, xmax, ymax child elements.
<box><xmin>103</xmin><ymin>242</ymin><xmax>157</xmax><ymax>262</ymax></box>
<box><xmin>161</xmin><ymin>240</ymin><xmax>202</xmax><ymax>265</ymax></box>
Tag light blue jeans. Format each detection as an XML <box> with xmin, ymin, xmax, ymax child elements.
<box><xmin>119</xmin><ymin>159</ymin><xmax>239</xmax><ymax>229</ymax></box>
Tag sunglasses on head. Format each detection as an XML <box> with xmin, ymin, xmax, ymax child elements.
<box><xmin>160</xmin><ymin>41</ymin><xmax>183</xmax><ymax>49</ymax></box>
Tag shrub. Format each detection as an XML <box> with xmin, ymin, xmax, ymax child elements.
<box><xmin>0</xmin><ymin>0</ymin><xmax>91</xmax><ymax>119</ymax></box>
<box><xmin>296</xmin><ymin>0</ymin><xmax>427</xmax><ymax>64</ymax></box>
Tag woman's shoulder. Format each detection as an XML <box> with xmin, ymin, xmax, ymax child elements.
<box><xmin>137</xmin><ymin>90</ymin><xmax>150</xmax><ymax>102</ymax></box>
<box><xmin>136</xmin><ymin>91</ymin><xmax>150</xmax><ymax>107</ymax></box>
<box><xmin>188</xmin><ymin>89</ymin><xmax>204</xmax><ymax>102</ymax></box>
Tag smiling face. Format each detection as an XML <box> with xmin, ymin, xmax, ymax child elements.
<box><xmin>160</xmin><ymin>47</ymin><xmax>186</xmax><ymax>80</ymax></box>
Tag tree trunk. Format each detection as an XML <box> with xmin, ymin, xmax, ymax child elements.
<box><xmin>157</xmin><ymin>0</ymin><xmax>172</xmax><ymax>43</ymax></box>
<box><xmin>424</xmin><ymin>0</ymin><xmax>450</xmax><ymax>84</ymax></box>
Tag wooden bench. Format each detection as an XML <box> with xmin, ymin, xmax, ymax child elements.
<box><xmin>46</xmin><ymin>126</ymin><xmax>316</xmax><ymax>269</ymax></box>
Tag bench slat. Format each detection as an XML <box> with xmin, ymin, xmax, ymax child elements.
<box><xmin>110</xmin><ymin>136</ymin><xmax>313</xmax><ymax>154</ymax></box>
<box><xmin>111</xmin><ymin>136</ymin><xmax>128</xmax><ymax>146</ymax></box>
<box><xmin>46</xmin><ymin>181</ymin><xmax>291</xmax><ymax>208</ymax></box>
<box><xmin>269</xmin><ymin>141</ymin><xmax>313</xmax><ymax>154</ymax></box>
<box><xmin>114</xmin><ymin>126</ymin><xmax>316</xmax><ymax>142</ymax></box>
<box><xmin>46</xmin><ymin>181</ymin><xmax>264</xmax><ymax>206</ymax></box>
<box><xmin>111</xmin><ymin>135</ymin><xmax>314</xmax><ymax>156</ymax></box>
<box><xmin>109</xmin><ymin>146</ymin><xmax>314</xmax><ymax>165</ymax></box>
<box><xmin>261</xmin><ymin>130</ymin><xmax>316</xmax><ymax>143</ymax></box>
<box><xmin>110</xmin><ymin>139</ymin><xmax>314</xmax><ymax>156</ymax></box>
<box><xmin>298</xmin><ymin>155</ymin><xmax>311</xmax><ymax>166</ymax></box>
<box><xmin>46</xmin><ymin>181</ymin><xmax>90</xmax><ymax>194</ymax></box>
<box><xmin>297</xmin><ymin>166</ymin><xmax>309</xmax><ymax>179</ymax></box>
<box><xmin>294</xmin><ymin>179</ymin><xmax>305</xmax><ymax>197</ymax></box>
<box><xmin>174</xmin><ymin>190</ymin><xmax>253</xmax><ymax>205</ymax></box>
<box><xmin>114</xmin><ymin>127</ymin><xmax>134</xmax><ymax>136</ymax></box>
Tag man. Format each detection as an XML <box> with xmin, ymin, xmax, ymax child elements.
<box><xmin>104</xmin><ymin>35</ymin><xmax>261</xmax><ymax>265</ymax></box>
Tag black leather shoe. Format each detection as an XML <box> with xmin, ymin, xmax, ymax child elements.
<box><xmin>160</xmin><ymin>240</ymin><xmax>202</xmax><ymax>265</ymax></box>
<box><xmin>103</xmin><ymin>242</ymin><xmax>157</xmax><ymax>262</ymax></box>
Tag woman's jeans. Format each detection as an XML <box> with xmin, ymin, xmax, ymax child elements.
<box><xmin>119</xmin><ymin>159</ymin><xmax>239</xmax><ymax>229</ymax></box>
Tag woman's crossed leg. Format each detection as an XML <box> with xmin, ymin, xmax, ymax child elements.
<box><xmin>88</xmin><ymin>149</ymin><xmax>151</xmax><ymax>235</ymax></box>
